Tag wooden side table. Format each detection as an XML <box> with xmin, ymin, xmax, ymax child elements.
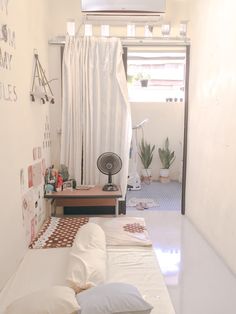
<box><xmin>44</xmin><ymin>185</ymin><xmax>122</xmax><ymax>216</ymax></box>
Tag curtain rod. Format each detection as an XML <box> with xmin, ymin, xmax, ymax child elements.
<box><xmin>48</xmin><ymin>36</ymin><xmax>190</xmax><ymax>47</ymax></box>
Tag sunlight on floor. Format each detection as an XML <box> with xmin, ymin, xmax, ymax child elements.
<box><xmin>153</xmin><ymin>247</ymin><xmax>181</xmax><ymax>286</ymax></box>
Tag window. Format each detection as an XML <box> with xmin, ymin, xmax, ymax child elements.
<box><xmin>127</xmin><ymin>50</ymin><xmax>186</xmax><ymax>102</ymax></box>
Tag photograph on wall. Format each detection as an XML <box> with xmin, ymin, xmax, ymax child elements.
<box><xmin>20</xmin><ymin>168</ymin><xmax>25</xmax><ymax>193</ymax></box>
<box><xmin>32</xmin><ymin>162</ymin><xmax>43</xmax><ymax>187</ymax></box>
<box><xmin>33</xmin><ymin>147</ymin><xmax>37</xmax><ymax>160</ymax></box>
<box><xmin>38</xmin><ymin>146</ymin><xmax>42</xmax><ymax>158</ymax></box>
<box><xmin>41</xmin><ymin>158</ymin><xmax>46</xmax><ymax>176</ymax></box>
<box><xmin>28</xmin><ymin>165</ymin><xmax>33</xmax><ymax>188</ymax></box>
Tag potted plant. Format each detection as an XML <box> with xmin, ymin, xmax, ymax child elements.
<box><xmin>139</xmin><ymin>138</ymin><xmax>155</xmax><ymax>183</ymax></box>
<box><xmin>158</xmin><ymin>138</ymin><xmax>175</xmax><ymax>183</ymax></box>
<box><xmin>135</xmin><ymin>72</ymin><xmax>151</xmax><ymax>87</ymax></box>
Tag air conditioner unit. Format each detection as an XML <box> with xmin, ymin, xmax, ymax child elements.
<box><xmin>81</xmin><ymin>0</ymin><xmax>166</xmax><ymax>14</ymax></box>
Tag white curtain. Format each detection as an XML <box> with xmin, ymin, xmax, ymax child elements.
<box><xmin>61</xmin><ymin>36</ymin><xmax>132</xmax><ymax>197</ymax></box>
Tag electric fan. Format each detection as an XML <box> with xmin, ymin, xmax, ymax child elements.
<box><xmin>97</xmin><ymin>152</ymin><xmax>122</xmax><ymax>191</ymax></box>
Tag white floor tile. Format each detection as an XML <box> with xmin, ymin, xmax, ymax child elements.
<box><xmin>127</xmin><ymin>209</ymin><xmax>236</xmax><ymax>314</ymax></box>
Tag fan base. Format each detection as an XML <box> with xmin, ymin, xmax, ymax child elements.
<box><xmin>102</xmin><ymin>184</ymin><xmax>119</xmax><ymax>191</ymax></box>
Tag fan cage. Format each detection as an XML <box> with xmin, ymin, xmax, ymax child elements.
<box><xmin>97</xmin><ymin>152</ymin><xmax>122</xmax><ymax>191</ymax></box>
<box><xmin>97</xmin><ymin>152</ymin><xmax>122</xmax><ymax>175</ymax></box>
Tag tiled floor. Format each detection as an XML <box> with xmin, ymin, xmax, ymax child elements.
<box><xmin>126</xmin><ymin>208</ymin><xmax>236</xmax><ymax>314</ymax></box>
<box><xmin>127</xmin><ymin>181</ymin><xmax>182</xmax><ymax>211</ymax></box>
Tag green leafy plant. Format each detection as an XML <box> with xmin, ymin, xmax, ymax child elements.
<box><xmin>59</xmin><ymin>164</ymin><xmax>69</xmax><ymax>181</ymax></box>
<box><xmin>127</xmin><ymin>74</ymin><xmax>134</xmax><ymax>84</ymax></box>
<box><xmin>139</xmin><ymin>138</ymin><xmax>155</xmax><ymax>169</ymax></box>
<box><xmin>158</xmin><ymin>138</ymin><xmax>175</xmax><ymax>169</ymax></box>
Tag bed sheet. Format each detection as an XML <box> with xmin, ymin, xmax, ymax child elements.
<box><xmin>90</xmin><ymin>216</ymin><xmax>152</xmax><ymax>246</ymax></box>
<box><xmin>107</xmin><ymin>247</ymin><xmax>175</xmax><ymax>314</ymax></box>
<box><xmin>0</xmin><ymin>247</ymin><xmax>175</xmax><ymax>314</ymax></box>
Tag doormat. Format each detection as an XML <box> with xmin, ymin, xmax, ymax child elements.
<box><xmin>127</xmin><ymin>198</ymin><xmax>158</xmax><ymax>210</ymax></box>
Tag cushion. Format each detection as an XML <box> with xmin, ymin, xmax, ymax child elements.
<box><xmin>5</xmin><ymin>286</ymin><xmax>80</xmax><ymax>314</ymax></box>
<box><xmin>73</xmin><ymin>222</ymin><xmax>106</xmax><ymax>251</ymax></box>
<box><xmin>76</xmin><ymin>282</ymin><xmax>153</xmax><ymax>314</ymax></box>
<box><xmin>66</xmin><ymin>223</ymin><xmax>107</xmax><ymax>292</ymax></box>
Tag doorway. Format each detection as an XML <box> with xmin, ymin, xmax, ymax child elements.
<box><xmin>124</xmin><ymin>45</ymin><xmax>189</xmax><ymax>214</ymax></box>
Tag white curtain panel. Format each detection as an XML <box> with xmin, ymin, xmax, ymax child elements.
<box><xmin>61</xmin><ymin>36</ymin><xmax>83</xmax><ymax>184</ymax></box>
<box><xmin>61</xmin><ymin>36</ymin><xmax>132</xmax><ymax>197</ymax></box>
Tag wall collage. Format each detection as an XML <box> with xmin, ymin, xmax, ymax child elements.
<box><xmin>20</xmin><ymin>118</ymin><xmax>52</xmax><ymax>247</ymax></box>
<box><xmin>20</xmin><ymin>115</ymin><xmax>52</xmax><ymax>247</ymax></box>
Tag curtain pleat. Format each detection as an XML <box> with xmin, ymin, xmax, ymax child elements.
<box><xmin>60</xmin><ymin>36</ymin><xmax>132</xmax><ymax>197</ymax></box>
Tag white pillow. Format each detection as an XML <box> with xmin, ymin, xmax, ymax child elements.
<box><xmin>5</xmin><ymin>286</ymin><xmax>80</xmax><ymax>314</ymax></box>
<box><xmin>66</xmin><ymin>223</ymin><xmax>106</xmax><ymax>292</ymax></box>
<box><xmin>76</xmin><ymin>282</ymin><xmax>153</xmax><ymax>314</ymax></box>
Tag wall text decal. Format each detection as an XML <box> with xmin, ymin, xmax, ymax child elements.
<box><xmin>0</xmin><ymin>0</ymin><xmax>9</xmax><ymax>15</ymax></box>
<box><xmin>0</xmin><ymin>1</ymin><xmax>18</xmax><ymax>103</ymax></box>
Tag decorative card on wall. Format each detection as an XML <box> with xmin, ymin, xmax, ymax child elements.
<box><xmin>28</xmin><ymin>165</ymin><xmax>33</xmax><ymax>188</ymax></box>
<box><xmin>33</xmin><ymin>146</ymin><xmax>42</xmax><ymax>160</ymax></box>
<box><xmin>22</xmin><ymin>190</ymin><xmax>34</xmax><ymax>245</ymax></box>
<box><xmin>28</xmin><ymin>162</ymin><xmax>43</xmax><ymax>188</ymax></box>
<box><xmin>20</xmin><ymin>168</ymin><xmax>25</xmax><ymax>193</ymax></box>
<box><xmin>32</xmin><ymin>162</ymin><xmax>43</xmax><ymax>187</ymax></box>
<box><xmin>33</xmin><ymin>147</ymin><xmax>37</xmax><ymax>160</ymax></box>
<box><xmin>43</xmin><ymin>115</ymin><xmax>51</xmax><ymax>150</ymax></box>
<box><xmin>42</xmin><ymin>158</ymin><xmax>46</xmax><ymax>175</ymax></box>
<box><xmin>21</xmin><ymin>185</ymin><xmax>46</xmax><ymax>247</ymax></box>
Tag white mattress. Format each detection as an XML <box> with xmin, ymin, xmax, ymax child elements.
<box><xmin>107</xmin><ymin>247</ymin><xmax>175</xmax><ymax>314</ymax></box>
<box><xmin>0</xmin><ymin>247</ymin><xmax>175</xmax><ymax>314</ymax></box>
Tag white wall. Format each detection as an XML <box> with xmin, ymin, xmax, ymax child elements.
<box><xmin>186</xmin><ymin>0</ymin><xmax>236</xmax><ymax>274</ymax></box>
<box><xmin>0</xmin><ymin>0</ymin><xmax>51</xmax><ymax>289</ymax></box>
<box><xmin>47</xmin><ymin>0</ymin><xmax>82</xmax><ymax>39</ymax></box>
<box><xmin>131</xmin><ymin>102</ymin><xmax>184</xmax><ymax>180</ymax></box>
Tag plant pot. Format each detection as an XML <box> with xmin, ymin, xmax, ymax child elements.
<box><xmin>159</xmin><ymin>168</ymin><xmax>170</xmax><ymax>183</ymax></box>
<box><xmin>160</xmin><ymin>168</ymin><xmax>169</xmax><ymax>177</ymax></box>
<box><xmin>140</xmin><ymin>79</ymin><xmax>148</xmax><ymax>87</ymax></box>
<box><xmin>141</xmin><ymin>168</ymin><xmax>152</xmax><ymax>184</ymax></box>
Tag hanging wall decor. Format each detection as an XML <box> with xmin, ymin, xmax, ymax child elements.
<box><xmin>30</xmin><ymin>51</ymin><xmax>55</xmax><ymax>104</ymax></box>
